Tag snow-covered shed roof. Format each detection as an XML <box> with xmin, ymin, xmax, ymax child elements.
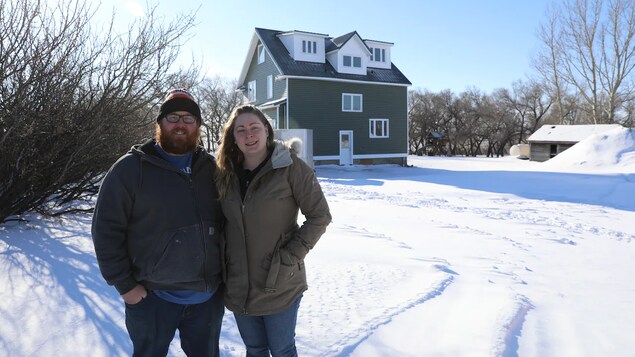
<box><xmin>527</xmin><ymin>124</ymin><xmax>622</xmax><ymax>143</ymax></box>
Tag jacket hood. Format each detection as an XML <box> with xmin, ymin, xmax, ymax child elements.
<box><xmin>125</xmin><ymin>139</ymin><xmax>212</xmax><ymax>188</ymax></box>
<box><xmin>271</xmin><ymin>138</ymin><xmax>301</xmax><ymax>169</ymax></box>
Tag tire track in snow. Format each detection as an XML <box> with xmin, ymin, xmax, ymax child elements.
<box><xmin>500</xmin><ymin>296</ymin><xmax>534</xmax><ymax>357</ymax></box>
<box><xmin>307</xmin><ymin>221</ymin><xmax>457</xmax><ymax>357</ymax></box>
<box><xmin>329</xmin><ymin>274</ymin><xmax>455</xmax><ymax>357</ymax></box>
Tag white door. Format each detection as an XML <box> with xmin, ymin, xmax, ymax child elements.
<box><xmin>339</xmin><ymin>130</ymin><xmax>353</xmax><ymax>165</ymax></box>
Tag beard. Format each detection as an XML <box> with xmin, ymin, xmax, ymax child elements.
<box><xmin>156</xmin><ymin>124</ymin><xmax>200</xmax><ymax>155</ymax></box>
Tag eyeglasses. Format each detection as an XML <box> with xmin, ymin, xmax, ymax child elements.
<box><xmin>164</xmin><ymin>113</ymin><xmax>197</xmax><ymax>124</ymax></box>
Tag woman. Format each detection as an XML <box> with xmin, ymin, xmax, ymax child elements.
<box><xmin>216</xmin><ymin>105</ymin><xmax>331</xmax><ymax>357</ymax></box>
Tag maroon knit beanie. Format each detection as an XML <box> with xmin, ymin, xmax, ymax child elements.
<box><xmin>156</xmin><ymin>88</ymin><xmax>202</xmax><ymax>125</ymax></box>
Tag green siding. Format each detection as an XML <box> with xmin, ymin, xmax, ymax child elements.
<box><xmin>243</xmin><ymin>44</ymin><xmax>285</xmax><ymax>104</ymax></box>
<box><xmin>287</xmin><ymin>79</ymin><xmax>407</xmax><ymax>157</ymax></box>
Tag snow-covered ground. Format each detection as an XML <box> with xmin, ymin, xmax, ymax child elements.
<box><xmin>1</xmin><ymin>127</ymin><xmax>634</xmax><ymax>357</ymax></box>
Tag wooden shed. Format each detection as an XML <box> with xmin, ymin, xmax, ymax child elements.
<box><xmin>527</xmin><ymin>124</ymin><xmax>622</xmax><ymax>162</ymax></box>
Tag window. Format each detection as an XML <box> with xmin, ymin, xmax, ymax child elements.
<box><xmin>369</xmin><ymin>119</ymin><xmax>389</xmax><ymax>138</ymax></box>
<box><xmin>267</xmin><ymin>75</ymin><xmax>273</xmax><ymax>99</ymax></box>
<box><xmin>258</xmin><ymin>45</ymin><xmax>265</xmax><ymax>64</ymax></box>
<box><xmin>343</xmin><ymin>55</ymin><xmax>361</xmax><ymax>67</ymax></box>
<box><xmin>342</xmin><ymin>93</ymin><xmax>362</xmax><ymax>112</ymax></box>
<box><xmin>247</xmin><ymin>80</ymin><xmax>256</xmax><ymax>102</ymax></box>
<box><xmin>302</xmin><ymin>40</ymin><xmax>317</xmax><ymax>53</ymax></box>
<box><xmin>370</xmin><ymin>48</ymin><xmax>386</xmax><ymax>62</ymax></box>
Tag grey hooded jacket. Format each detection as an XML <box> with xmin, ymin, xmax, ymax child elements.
<box><xmin>92</xmin><ymin>139</ymin><xmax>223</xmax><ymax>295</ymax></box>
<box><xmin>220</xmin><ymin>141</ymin><xmax>331</xmax><ymax>315</ymax></box>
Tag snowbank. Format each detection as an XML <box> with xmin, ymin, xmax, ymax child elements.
<box><xmin>544</xmin><ymin>127</ymin><xmax>635</xmax><ymax>170</ymax></box>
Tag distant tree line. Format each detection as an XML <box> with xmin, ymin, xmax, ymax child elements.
<box><xmin>408</xmin><ymin>80</ymin><xmax>551</xmax><ymax>157</ymax></box>
<box><xmin>409</xmin><ymin>0</ymin><xmax>635</xmax><ymax>156</ymax></box>
<box><xmin>0</xmin><ymin>0</ymin><xmax>240</xmax><ymax>224</ymax></box>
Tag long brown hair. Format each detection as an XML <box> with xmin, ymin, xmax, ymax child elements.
<box><xmin>216</xmin><ymin>105</ymin><xmax>275</xmax><ymax>199</ymax></box>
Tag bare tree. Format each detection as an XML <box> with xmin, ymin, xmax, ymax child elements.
<box><xmin>535</xmin><ymin>6</ymin><xmax>570</xmax><ymax>124</ymax></box>
<box><xmin>486</xmin><ymin>90</ymin><xmax>523</xmax><ymax>156</ymax></box>
<box><xmin>497</xmin><ymin>80</ymin><xmax>553</xmax><ymax>142</ymax></box>
<box><xmin>196</xmin><ymin>76</ymin><xmax>241</xmax><ymax>152</ymax></box>
<box><xmin>450</xmin><ymin>89</ymin><xmax>488</xmax><ymax>156</ymax></box>
<box><xmin>0</xmin><ymin>0</ymin><xmax>197</xmax><ymax>223</ymax></box>
<box><xmin>535</xmin><ymin>0</ymin><xmax>635</xmax><ymax>124</ymax></box>
<box><xmin>408</xmin><ymin>89</ymin><xmax>439</xmax><ymax>154</ymax></box>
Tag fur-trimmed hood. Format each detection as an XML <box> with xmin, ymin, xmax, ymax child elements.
<box><xmin>271</xmin><ymin>138</ymin><xmax>302</xmax><ymax>169</ymax></box>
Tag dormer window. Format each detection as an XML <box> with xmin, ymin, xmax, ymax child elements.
<box><xmin>369</xmin><ymin>47</ymin><xmax>385</xmax><ymax>63</ymax></box>
<box><xmin>343</xmin><ymin>55</ymin><xmax>361</xmax><ymax>68</ymax></box>
<box><xmin>302</xmin><ymin>40</ymin><xmax>317</xmax><ymax>54</ymax></box>
<box><xmin>277</xmin><ymin>31</ymin><xmax>327</xmax><ymax>63</ymax></box>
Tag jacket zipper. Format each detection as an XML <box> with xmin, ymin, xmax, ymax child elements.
<box><xmin>237</xmin><ymin>163</ymin><xmax>274</xmax><ymax>314</ymax></box>
<box><xmin>187</xmin><ymin>159</ymin><xmax>209</xmax><ymax>292</ymax></box>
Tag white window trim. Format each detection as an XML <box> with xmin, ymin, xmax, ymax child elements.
<box><xmin>258</xmin><ymin>45</ymin><xmax>265</xmax><ymax>64</ymax></box>
<box><xmin>266</xmin><ymin>75</ymin><xmax>273</xmax><ymax>99</ymax></box>
<box><xmin>342</xmin><ymin>93</ymin><xmax>363</xmax><ymax>112</ymax></box>
<box><xmin>369</xmin><ymin>118</ymin><xmax>389</xmax><ymax>138</ymax></box>
<box><xmin>369</xmin><ymin>47</ymin><xmax>386</xmax><ymax>63</ymax></box>
<box><xmin>248</xmin><ymin>80</ymin><xmax>256</xmax><ymax>102</ymax></box>
<box><xmin>302</xmin><ymin>40</ymin><xmax>317</xmax><ymax>53</ymax></box>
<box><xmin>343</xmin><ymin>55</ymin><xmax>362</xmax><ymax>68</ymax></box>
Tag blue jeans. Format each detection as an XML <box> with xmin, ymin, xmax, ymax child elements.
<box><xmin>233</xmin><ymin>295</ymin><xmax>302</xmax><ymax>357</ymax></box>
<box><xmin>125</xmin><ymin>290</ymin><xmax>224</xmax><ymax>357</ymax></box>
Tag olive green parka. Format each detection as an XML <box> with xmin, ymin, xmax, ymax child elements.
<box><xmin>220</xmin><ymin>141</ymin><xmax>331</xmax><ymax>315</ymax></box>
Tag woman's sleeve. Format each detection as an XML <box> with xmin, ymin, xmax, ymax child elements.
<box><xmin>282</xmin><ymin>157</ymin><xmax>332</xmax><ymax>263</ymax></box>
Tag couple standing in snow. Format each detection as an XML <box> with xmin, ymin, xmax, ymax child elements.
<box><xmin>91</xmin><ymin>88</ymin><xmax>331</xmax><ymax>356</ymax></box>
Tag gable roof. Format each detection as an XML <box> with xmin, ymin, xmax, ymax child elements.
<box><xmin>238</xmin><ymin>28</ymin><xmax>411</xmax><ymax>87</ymax></box>
<box><xmin>327</xmin><ymin>31</ymin><xmax>371</xmax><ymax>54</ymax></box>
<box><xmin>527</xmin><ymin>124</ymin><xmax>622</xmax><ymax>143</ymax></box>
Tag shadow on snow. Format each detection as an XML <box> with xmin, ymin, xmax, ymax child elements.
<box><xmin>317</xmin><ymin>165</ymin><xmax>635</xmax><ymax>212</ymax></box>
<box><xmin>0</xmin><ymin>215</ymin><xmax>130</xmax><ymax>355</ymax></box>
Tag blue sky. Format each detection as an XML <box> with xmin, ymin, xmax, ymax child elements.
<box><xmin>101</xmin><ymin>0</ymin><xmax>553</xmax><ymax>93</ymax></box>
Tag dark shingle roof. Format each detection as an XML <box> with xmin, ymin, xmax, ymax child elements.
<box><xmin>255</xmin><ymin>28</ymin><xmax>411</xmax><ymax>85</ymax></box>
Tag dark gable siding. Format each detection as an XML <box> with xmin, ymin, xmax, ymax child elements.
<box><xmin>288</xmin><ymin>79</ymin><xmax>407</xmax><ymax>156</ymax></box>
<box><xmin>244</xmin><ymin>44</ymin><xmax>282</xmax><ymax>105</ymax></box>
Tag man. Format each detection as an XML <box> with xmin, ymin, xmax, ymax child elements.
<box><xmin>92</xmin><ymin>88</ymin><xmax>224</xmax><ymax>357</ymax></box>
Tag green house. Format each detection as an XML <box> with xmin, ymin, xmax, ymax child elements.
<box><xmin>237</xmin><ymin>28</ymin><xmax>411</xmax><ymax>166</ymax></box>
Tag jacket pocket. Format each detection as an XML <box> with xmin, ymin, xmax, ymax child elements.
<box><xmin>263</xmin><ymin>232</ymin><xmax>304</xmax><ymax>293</ymax></box>
<box><xmin>150</xmin><ymin>224</ymin><xmax>204</xmax><ymax>284</ymax></box>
